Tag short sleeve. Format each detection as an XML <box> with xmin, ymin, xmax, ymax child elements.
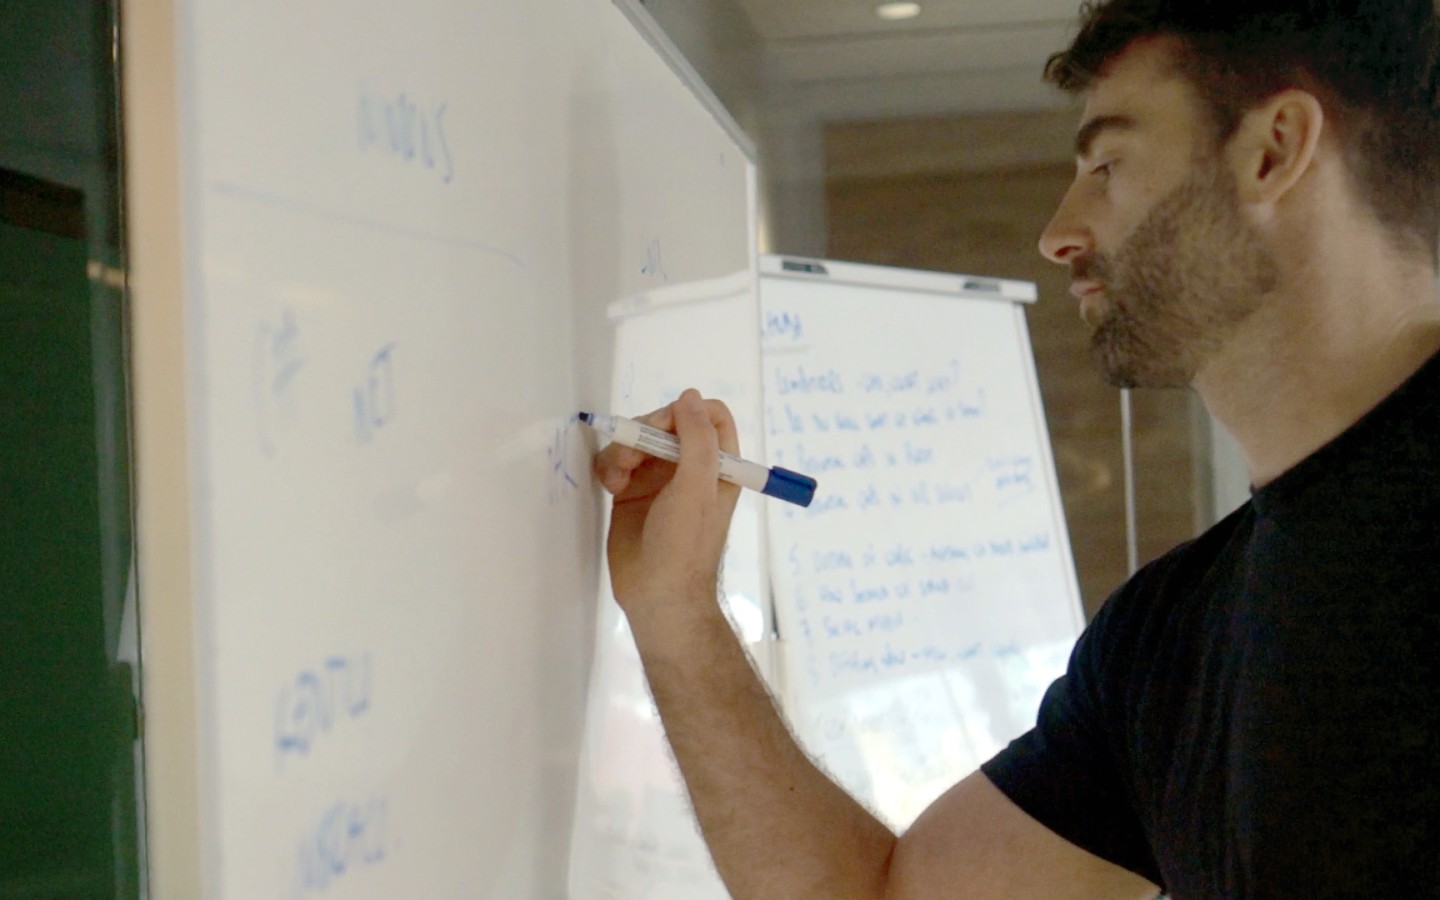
<box><xmin>980</xmin><ymin>604</ymin><xmax>1163</xmax><ymax>886</ymax></box>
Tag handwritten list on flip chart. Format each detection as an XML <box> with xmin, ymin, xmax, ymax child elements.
<box><xmin>760</xmin><ymin>261</ymin><xmax>1083</xmax><ymax>829</ymax></box>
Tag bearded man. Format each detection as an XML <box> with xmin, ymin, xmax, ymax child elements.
<box><xmin>594</xmin><ymin>1</ymin><xmax>1440</xmax><ymax>896</ymax></box>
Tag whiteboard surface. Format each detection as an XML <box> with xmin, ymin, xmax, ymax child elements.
<box><xmin>570</xmin><ymin>273</ymin><xmax>765</xmax><ymax>899</ymax></box>
<box><xmin>179</xmin><ymin>1</ymin><xmax>753</xmax><ymax>895</ymax></box>
<box><xmin>760</xmin><ymin>258</ymin><xmax>1083</xmax><ymax>829</ymax></box>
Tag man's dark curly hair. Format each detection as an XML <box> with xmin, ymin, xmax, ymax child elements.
<box><xmin>1046</xmin><ymin>0</ymin><xmax>1440</xmax><ymax>263</ymax></box>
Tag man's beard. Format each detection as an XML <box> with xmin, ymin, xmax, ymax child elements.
<box><xmin>1080</xmin><ymin>158</ymin><xmax>1279</xmax><ymax>388</ymax></box>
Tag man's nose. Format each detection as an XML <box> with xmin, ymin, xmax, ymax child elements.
<box><xmin>1038</xmin><ymin>185</ymin><xmax>1093</xmax><ymax>265</ymax></box>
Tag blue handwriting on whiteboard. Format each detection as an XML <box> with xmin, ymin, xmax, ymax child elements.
<box><xmin>773</xmin><ymin>365</ymin><xmax>845</xmax><ymax>396</ymax></box>
<box><xmin>904</xmin><ymin>442</ymin><xmax>935</xmax><ymax>465</ymax></box>
<box><xmin>910</xmin><ymin>406</ymin><xmax>940</xmax><ymax>427</ymax></box>
<box><xmin>933</xmin><ymin>481</ymin><xmax>974</xmax><ymax>505</ymax></box>
<box><xmin>789</xmin><ymin>477</ymin><xmax>979</xmax><ymax>520</ymax></box>
<box><xmin>820</xmin><ymin>610</ymin><xmax>906</xmax><ymax>640</ymax></box>
<box><xmin>855</xmin><ymin>484</ymin><xmax>880</xmax><ymax>510</ymax></box>
<box><xmin>988</xmin><ymin>454</ymin><xmax>1037</xmax><ymax>503</ymax></box>
<box><xmin>822</xmin><ymin>615</ymin><xmax>863</xmax><ymax>639</ymax></box>
<box><xmin>927</xmin><ymin>543</ymin><xmax>970</xmax><ymax>562</ymax></box>
<box><xmin>296</xmin><ymin>795</ymin><xmax>391</xmax><ymax>893</ymax></box>
<box><xmin>275</xmin><ymin>653</ymin><xmax>373</xmax><ymax>759</ymax></box>
<box><xmin>950</xmin><ymin>388</ymin><xmax>988</xmax><ymax>420</ymax></box>
<box><xmin>795</xmin><ymin>446</ymin><xmax>847</xmax><ymax>474</ymax></box>
<box><xmin>354</xmin><ymin>342</ymin><xmax>398</xmax><ymax>444</ymax></box>
<box><xmin>253</xmin><ymin>309</ymin><xmax>306</xmax><ymax>457</ymax></box>
<box><xmin>926</xmin><ymin>360</ymin><xmax>961</xmax><ymax>395</ymax></box>
<box><xmin>889</xmin><ymin>370</ymin><xmax>920</xmax><ymax>393</ymax></box>
<box><xmin>358</xmin><ymin>87</ymin><xmax>453</xmax><ymax>184</ymax></box>
<box><xmin>885</xmin><ymin>544</ymin><xmax>914</xmax><ymax>567</ymax></box>
<box><xmin>822</xmin><ymin>641</ymin><xmax>996</xmax><ymax>683</ymax></box>
<box><xmin>780</xmin><ymin>404</ymin><xmax>806</xmax><ymax>434</ymax></box>
<box><xmin>548</xmin><ymin>416</ymin><xmax>582</xmax><ymax>505</ymax></box>
<box><xmin>805</xmin><ymin>494</ymin><xmax>849</xmax><ymax>517</ymax></box>
<box><xmin>764</xmin><ymin>309</ymin><xmax>804</xmax><ymax>343</ymax></box>
<box><xmin>812</xmin><ymin>549</ymin><xmax>854</xmax><ymax>573</ymax></box>
<box><xmin>640</xmin><ymin>238</ymin><xmax>668</xmax><ymax>281</ymax></box>
<box><xmin>811</xmin><ymin>574</ymin><xmax>949</xmax><ymax>606</ymax></box>
<box><xmin>850</xmin><ymin>578</ymin><xmax>890</xmax><ymax>604</ymax></box>
<box><xmin>1021</xmin><ymin>533</ymin><xmax>1052</xmax><ymax>553</ymax></box>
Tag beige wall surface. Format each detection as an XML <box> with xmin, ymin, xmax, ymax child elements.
<box><xmin>122</xmin><ymin>0</ymin><xmax>207</xmax><ymax>895</ymax></box>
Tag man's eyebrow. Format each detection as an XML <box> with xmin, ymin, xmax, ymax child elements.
<box><xmin>1075</xmin><ymin>114</ymin><xmax>1138</xmax><ymax>159</ymax></box>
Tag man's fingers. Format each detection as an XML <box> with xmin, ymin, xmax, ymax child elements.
<box><xmin>672</xmin><ymin>389</ymin><xmax>721</xmax><ymax>494</ymax></box>
<box><xmin>592</xmin><ymin>390</ymin><xmax>738</xmax><ymax>498</ymax></box>
<box><xmin>594</xmin><ymin>442</ymin><xmax>645</xmax><ymax>491</ymax></box>
<box><xmin>635</xmin><ymin>402</ymin><xmax>675</xmax><ymax>432</ymax></box>
<box><xmin>593</xmin><ymin>401</ymin><xmax>676</xmax><ymax>495</ymax></box>
<box><xmin>701</xmin><ymin>397</ymin><xmax>740</xmax><ymax>458</ymax></box>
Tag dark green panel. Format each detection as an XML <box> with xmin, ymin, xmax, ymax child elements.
<box><xmin>0</xmin><ymin>0</ymin><xmax>138</xmax><ymax>885</ymax></box>
<box><xmin>0</xmin><ymin>203</ymin><xmax>116</xmax><ymax>894</ymax></box>
<box><xmin>3</xmin><ymin>0</ymin><xmax>149</xmax><ymax>893</ymax></box>
<box><xmin>0</xmin><ymin>0</ymin><xmax>140</xmax><ymax>892</ymax></box>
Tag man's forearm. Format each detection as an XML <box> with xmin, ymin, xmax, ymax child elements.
<box><xmin>627</xmin><ymin>588</ymin><xmax>898</xmax><ymax>899</ymax></box>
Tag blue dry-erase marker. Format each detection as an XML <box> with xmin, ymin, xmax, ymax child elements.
<box><xmin>579</xmin><ymin>411</ymin><xmax>817</xmax><ymax>507</ymax></box>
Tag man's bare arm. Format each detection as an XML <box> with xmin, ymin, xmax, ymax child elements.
<box><xmin>889</xmin><ymin>773</ymin><xmax>1159</xmax><ymax>899</ymax></box>
<box><xmin>599</xmin><ymin>390</ymin><xmax>1159</xmax><ymax>899</ymax></box>
<box><xmin>626</xmin><ymin>589</ymin><xmax>897</xmax><ymax>897</ymax></box>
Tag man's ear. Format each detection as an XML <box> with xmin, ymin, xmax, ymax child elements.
<box><xmin>1229</xmin><ymin>89</ymin><xmax>1325</xmax><ymax>205</ymax></box>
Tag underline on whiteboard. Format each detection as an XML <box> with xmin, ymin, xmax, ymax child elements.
<box><xmin>208</xmin><ymin>180</ymin><xmax>529</xmax><ymax>270</ymax></box>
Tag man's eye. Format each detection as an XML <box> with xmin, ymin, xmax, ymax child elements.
<box><xmin>1091</xmin><ymin>160</ymin><xmax>1115</xmax><ymax>177</ymax></box>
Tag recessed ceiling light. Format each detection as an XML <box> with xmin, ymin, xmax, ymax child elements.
<box><xmin>876</xmin><ymin>2</ymin><xmax>922</xmax><ymax>20</ymax></box>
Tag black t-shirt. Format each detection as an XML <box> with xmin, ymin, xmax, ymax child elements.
<box><xmin>982</xmin><ymin>353</ymin><xmax>1440</xmax><ymax>897</ymax></box>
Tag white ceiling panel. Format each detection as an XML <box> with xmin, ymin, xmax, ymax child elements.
<box><xmin>725</xmin><ymin>0</ymin><xmax>1087</xmax><ymax>119</ymax></box>
<box><xmin>769</xmin><ymin>64</ymin><xmax>1074</xmax><ymax>121</ymax></box>
<box><xmin>736</xmin><ymin>0</ymin><xmax>1081</xmax><ymax>41</ymax></box>
<box><xmin>767</xmin><ymin>19</ymin><xmax>1075</xmax><ymax>84</ymax></box>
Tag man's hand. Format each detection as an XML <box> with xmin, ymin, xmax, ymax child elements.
<box><xmin>594</xmin><ymin>389</ymin><xmax>743</xmax><ymax>625</ymax></box>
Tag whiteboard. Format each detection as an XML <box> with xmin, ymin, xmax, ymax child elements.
<box><xmin>569</xmin><ymin>272</ymin><xmax>765</xmax><ymax>899</ymax></box>
<box><xmin>760</xmin><ymin>256</ymin><xmax>1084</xmax><ymax>830</ymax></box>
<box><xmin>171</xmin><ymin>0</ymin><xmax>754</xmax><ymax>895</ymax></box>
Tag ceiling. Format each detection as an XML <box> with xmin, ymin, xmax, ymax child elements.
<box><xmin>734</xmin><ymin>0</ymin><xmax>1086</xmax><ymax>120</ymax></box>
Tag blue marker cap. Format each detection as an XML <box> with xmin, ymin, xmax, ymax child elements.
<box><xmin>763</xmin><ymin>467</ymin><xmax>818</xmax><ymax>507</ymax></box>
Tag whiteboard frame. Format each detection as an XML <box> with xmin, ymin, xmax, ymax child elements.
<box><xmin>611</xmin><ymin>0</ymin><xmax>758</xmax><ymax>164</ymax></box>
<box><xmin>125</xmin><ymin>0</ymin><xmax>206</xmax><ymax>895</ymax></box>
<box><xmin>761</xmin><ymin>254</ymin><xmax>1038</xmax><ymax>304</ymax></box>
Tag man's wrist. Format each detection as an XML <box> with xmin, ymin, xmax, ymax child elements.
<box><xmin>623</xmin><ymin>579</ymin><xmax>726</xmax><ymax>649</ymax></box>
